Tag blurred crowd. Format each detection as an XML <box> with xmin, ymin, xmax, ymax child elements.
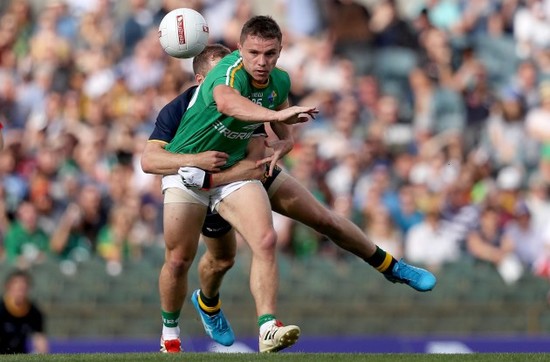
<box><xmin>1</xmin><ymin>0</ymin><xmax>550</xmax><ymax>284</ymax></box>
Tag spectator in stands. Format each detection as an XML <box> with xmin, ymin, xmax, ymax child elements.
<box><xmin>4</xmin><ymin>200</ymin><xmax>50</xmax><ymax>267</ymax></box>
<box><xmin>323</xmin><ymin>0</ymin><xmax>372</xmax><ymax>75</ymax></box>
<box><xmin>455</xmin><ymin>53</ymin><xmax>496</xmax><ymax>149</ymax></box>
<box><xmin>390</xmin><ymin>183</ymin><xmax>424</xmax><ymax>236</ymax></box>
<box><xmin>0</xmin><ymin>270</ymin><xmax>48</xmax><ymax>354</ymax></box>
<box><xmin>526</xmin><ymin>81</ymin><xmax>550</xmax><ymax>145</ymax></box>
<box><xmin>405</xmin><ymin>193</ymin><xmax>461</xmax><ymax>271</ymax></box>
<box><xmin>513</xmin><ymin>0</ymin><xmax>550</xmax><ymax>59</ymax></box>
<box><xmin>439</xmin><ymin>178</ymin><xmax>480</xmax><ymax>248</ymax></box>
<box><xmin>466</xmin><ymin>205</ymin><xmax>514</xmax><ymax>266</ymax></box>
<box><xmin>504</xmin><ymin>200</ymin><xmax>543</xmax><ymax>272</ymax></box>
<box><xmin>363</xmin><ymin>206</ymin><xmax>403</xmax><ymax>259</ymax></box>
<box><xmin>479</xmin><ymin>88</ymin><xmax>538</xmax><ymax>170</ymax></box>
<box><xmin>49</xmin><ymin>183</ymin><xmax>106</xmax><ymax>261</ymax></box>
<box><xmin>507</xmin><ymin>60</ymin><xmax>540</xmax><ymax>110</ymax></box>
<box><xmin>97</xmin><ymin>204</ymin><xmax>140</xmax><ymax>275</ymax></box>
<box><xmin>370</xmin><ymin>0</ymin><xmax>418</xmax><ymax>49</ymax></box>
<box><xmin>524</xmin><ymin>173</ymin><xmax>550</xmax><ymax>232</ymax></box>
<box><xmin>493</xmin><ymin>165</ymin><xmax>525</xmax><ymax>226</ymax></box>
<box><xmin>120</xmin><ymin>0</ymin><xmax>154</xmax><ymax>57</ymax></box>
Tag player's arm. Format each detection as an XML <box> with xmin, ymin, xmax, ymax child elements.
<box><xmin>179</xmin><ymin>130</ymin><xmax>269</xmax><ymax>189</ymax></box>
<box><xmin>142</xmin><ymin>141</ymin><xmax>228</xmax><ymax>175</ymax></box>
<box><xmin>180</xmin><ymin>99</ymin><xmax>299</xmax><ymax>187</ymax></box>
<box><xmin>209</xmin><ymin>136</ymin><xmax>267</xmax><ymax>187</ymax></box>
<box><xmin>141</xmin><ymin>88</ymin><xmax>229</xmax><ymax>175</ymax></box>
<box><xmin>213</xmin><ymin>84</ymin><xmax>317</xmax><ymax>124</ymax></box>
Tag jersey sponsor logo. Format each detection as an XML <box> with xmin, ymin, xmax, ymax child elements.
<box><xmin>213</xmin><ymin>121</ymin><xmax>254</xmax><ymax>140</ymax></box>
<box><xmin>177</xmin><ymin>15</ymin><xmax>186</xmax><ymax>45</ymax></box>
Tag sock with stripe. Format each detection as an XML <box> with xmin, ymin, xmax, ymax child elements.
<box><xmin>198</xmin><ymin>290</ymin><xmax>221</xmax><ymax>315</ymax></box>
<box><xmin>258</xmin><ymin>314</ymin><xmax>276</xmax><ymax>336</ymax></box>
<box><xmin>365</xmin><ymin>246</ymin><xmax>397</xmax><ymax>275</ymax></box>
<box><xmin>161</xmin><ymin>310</ymin><xmax>181</xmax><ymax>340</ymax></box>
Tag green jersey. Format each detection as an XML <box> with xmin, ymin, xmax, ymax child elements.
<box><xmin>165</xmin><ymin>50</ymin><xmax>290</xmax><ymax>169</ymax></box>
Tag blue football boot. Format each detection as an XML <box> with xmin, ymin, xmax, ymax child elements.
<box><xmin>384</xmin><ymin>259</ymin><xmax>437</xmax><ymax>292</ymax></box>
<box><xmin>191</xmin><ymin>289</ymin><xmax>235</xmax><ymax>346</ymax></box>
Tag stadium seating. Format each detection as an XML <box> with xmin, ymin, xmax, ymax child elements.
<box><xmin>2</xmin><ymin>252</ymin><xmax>549</xmax><ymax>339</ymax></box>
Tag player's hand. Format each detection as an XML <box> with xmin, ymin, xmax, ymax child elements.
<box><xmin>178</xmin><ymin>166</ymin><xmax>212</xmax><ymax>190</ymax></box>
<box><xmin>192</xmin><ymin>151</ymin><xmax>229</xmax><ymax>172</ymax></box>
<box><xmin>255</xmin><ymin>139</ymin><xmax>292</xmax><ymax>176</ymax></box>
<box><xmin>237</xmin><ymin>159</ymin><xmax>266</xmax><ymax>181</ymax></box>
<box><xmin>276</xmin><ymin>106</ymin><xmax>318</xmax><ymax>125</ymax></box>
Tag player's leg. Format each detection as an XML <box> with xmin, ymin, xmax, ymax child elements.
<box><xmin>159</xmin><ymin>188</ymin><xmax>207</xmax><ymax>352</ymax></box>
<box><xmin>199</xmin><ymin>213</ymin><xmax>236</xmax><ymax>298</ymax></box>
<box><xmin>190</xmin><ymin>213</ymin><xmax>236</xmax><ymax>346</ymax></box>
<box><xmin>269</xmin><ymin>173</ymin><xmax>436</xmax><ymax>292</ymax></box>
<box><xmin>216</xmin><ymin>180</ymin><xmax>300</xmax><ymax>353</ymax></box>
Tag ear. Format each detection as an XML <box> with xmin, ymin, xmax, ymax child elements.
<box><xmin>195</xmin><ymin>74</ymin><xmax>204</xmax><ymax>84</ymax></box>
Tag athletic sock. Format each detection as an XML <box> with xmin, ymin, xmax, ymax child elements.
<box><xmin>258</xmin><ymin>314</ymin><xmax>276</xmax><ymax>336</ymax></box>
<box><xmin>198</xmin><ymin>290</ymin><xmax>221</xmax><ymax>315</ymax></box>
<box><xmin>161</xmin><ymin>310</ymin><xmax>181</xmax><ymax>340</ymax></box>
<box><xmin>365</xmin><ymin>246</ymin><xmax>397</xmax><ymax>275</ymax></box>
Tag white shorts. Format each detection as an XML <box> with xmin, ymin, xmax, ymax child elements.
<box><xmin>161</xmin><ymin>174</ymin><xmax>260</xmax><ymax>211</ymax></box>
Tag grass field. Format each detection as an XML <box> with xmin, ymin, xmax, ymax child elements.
<box><xmin>1</xmin><ymin>353</ymin><xmax>549</xmax><ymax>362</ymax></box>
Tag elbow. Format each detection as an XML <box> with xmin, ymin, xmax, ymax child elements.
<box><xmin>214</xmin><ymin>86</ymin><xmax>234</xmax><ymax>117</ymax></box>
<box><xmin>140</xmin><ymin>154</ymin><xmax>154</xmax><ymax>174</ymax></box>
<box><xmin>216</xmin><ymin>97</ymin><xmax>231</xmax><ymax>116</ymax></box>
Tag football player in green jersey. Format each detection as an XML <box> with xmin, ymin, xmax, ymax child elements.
<box><xmin>156</xmin><ymin>16</ymin><xmax>317</xmax><ymax>353</ymax></box>
<box><xmin>145</xmin><ymin>40</ymin><xmax>436</xmax><ymax>354</ymax></box>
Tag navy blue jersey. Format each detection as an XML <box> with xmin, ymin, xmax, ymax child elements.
<box><xmin>149</xmin><ymin>86</ymin><xmax>198</xmax><ymax>143</ymax></box>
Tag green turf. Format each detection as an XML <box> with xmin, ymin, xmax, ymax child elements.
<box><xmin>0</xmin><ymin>353</ymin><xmax>549</xmax><ymax>362</ymax></box>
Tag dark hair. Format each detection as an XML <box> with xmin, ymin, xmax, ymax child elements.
<box><xmin>239</xmin><ymin>15</ymin><xmax>282</xmax><ymax>44</ymax></box>
<box><xmin>4</xmin><ymin>269</ymin><xmax>32</xmax><ymax>288</ymax></box>
<box><xmin>192</xmin><ymin>44</ymin><xmax>231</xmax><ymax>76</ymax></box>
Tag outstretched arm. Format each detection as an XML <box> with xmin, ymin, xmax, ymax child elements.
<box><xmin>214</xmin><ymin>84</ymin><xmax>317</xmax><ymax>124</ymax></box>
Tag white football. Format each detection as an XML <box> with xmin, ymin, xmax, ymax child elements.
<box><xmin>158</xmin><ymin>8</ymin><xmax>209</xmax><ymax>59</ymax></box>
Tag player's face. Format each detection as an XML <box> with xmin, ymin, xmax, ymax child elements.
<box><xmin>238</xmin><ymin>35</ymin><xmax>281</xmax><ymax>84</ymax></box>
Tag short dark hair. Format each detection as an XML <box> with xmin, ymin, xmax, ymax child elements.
<box><xmin>4</xmin><ymin>269</ymin><xmax>32</xmax><ymax>288</ymax></box>
<box><xmin>192</xmin><ymin>44</ymin><xmax>231</xmax><ymax>76</ymax></box>
<box><xmin>240</xmin><ymin>15</ymin><xmax>282</xmax><ymax>44</ymax></box>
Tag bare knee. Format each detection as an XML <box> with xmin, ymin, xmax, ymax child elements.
<box><xmin>165</xmin><ymin>251</ymin><xmax>194</xmax><ymax>277</ymax></box>
<box><xmin>252</xmin><ymin>229</ymin><xmax>278</xmax><ymax>255</ymax></box>
<box><xmin>204</xmin><ymin>253</ymin><xmax>235</xmax><ymax>274</ymax></box>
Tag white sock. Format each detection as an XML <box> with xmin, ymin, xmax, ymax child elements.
<box><xmin>162</xmin><ymin>325</ymin><xmax>180</xmax><ymax>340</ymax></box>
<box><xmin>259</xmin><ymin>319</ymin><xmax>276</xmax><ymax>336</ymax></box>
